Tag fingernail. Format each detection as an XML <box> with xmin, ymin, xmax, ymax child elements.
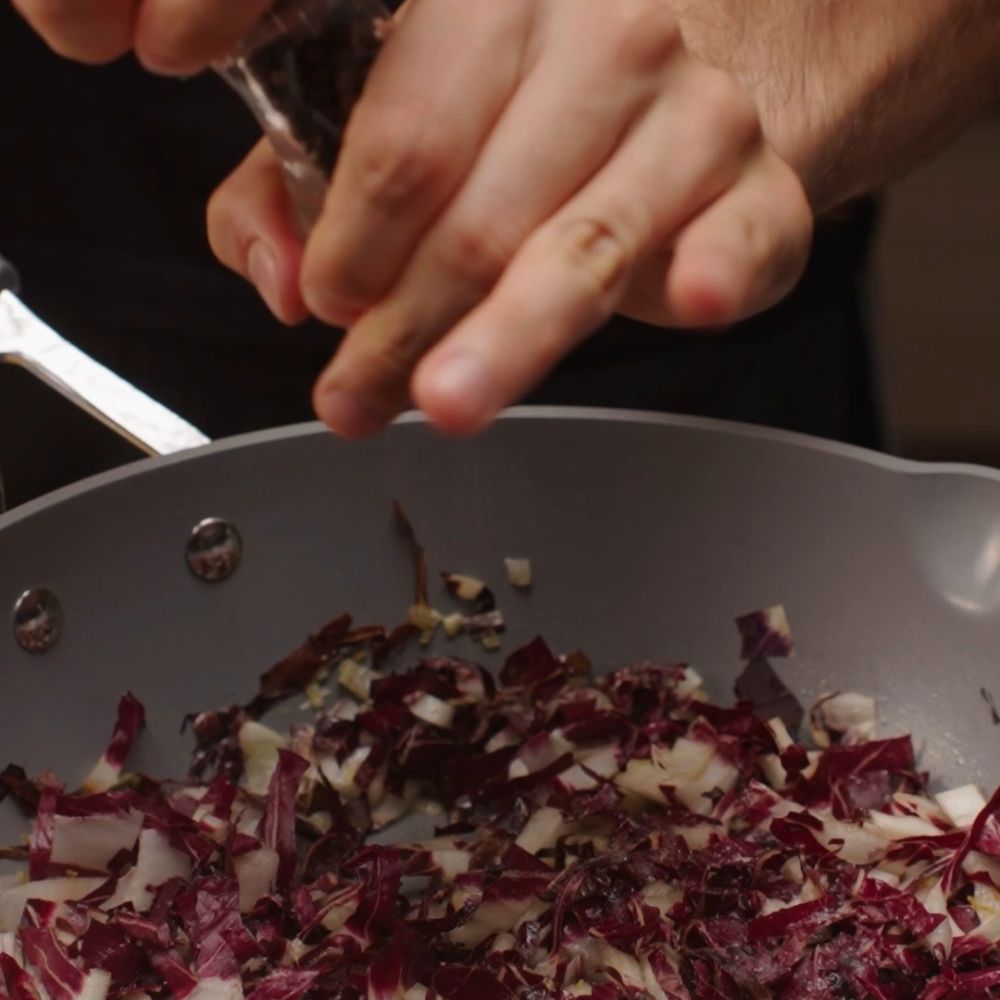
<box><xmin>424</xmin><ymin>353</ymin><xmax>497</xmax><ymax>430</ymax></box>
<box><xmin>316</xmin><ymin>387</ymin><xmax>386</xmax><ymax>440</ymax></box>
<box><xmin>247</xmin><ymin>242</ymin><xmax>283</xmax><ymax>319</ymax></box>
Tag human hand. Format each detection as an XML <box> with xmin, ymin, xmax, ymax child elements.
<box><xmin>11</xmin><ymin>0</ymin><xmax>272</xmax><ymax>72</ymax></box>
<box><xmin>21</xmin><ymin>0</ymin><xmax>813</xmax><ymax>439</ymax></box>
<box><xmin>218</xmin><ymin>0</ymin><xmax>813</xmax><ymax>437</ymax></box>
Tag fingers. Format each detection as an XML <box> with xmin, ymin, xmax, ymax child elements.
<box><xmin>411</xmin><ymin>218</ymin><xmax>631</xmax><ymax>434</ymax></box>
<box><xmin>412</xmin><ymin>151</ymin><xmax>813</xmax><ymax>434</ymax></box>
<box><xmin>409</xmin><ymin>72</ymin><xmax>794</xmax><ymax>433</ymax></box>
<box><xmin>11</xmin><ymin>0</ymin><xmax>136</xmax><ymax>64</ymax></box>
<box><xmin>313</xmin><ymin>50</ymin><xmax>761</xmax><ymax>437</ymax></box>
<box><xmin>207</xmin><ymin>140</ymin><xmax>309</xmax><ymax>326</ymax></box>
<box><xmin>309</xmin><ymin>0</ymin><xmax>685</xmax><ymax>436</ymax></box>
<box><xmin>665</xmin><ymin>151</ymin><xmax>813</xmax><ymax>326</ymax></box>
<box><xmin>132</xmin><ymin>0</ymin><xmax>273</xmax><ymax>74</ymax></box>
<box><xmin>14</xmin><ymin>0</ymin><xmax>270</xmax><ymax>71</ymax></box>
<box><xmin>620</xmin><ymin>150</ymin><xmax>814</xmax><ymax>328</ymax></box>
<box><xmin>300</xmin><ymin>0</ymin><xmax>533</xmax><ymax>327</ymax></box>
<box><xmin>411</xmin><ymin>153</ymin><xmax>812</xmax><ymax>434</ymax></box>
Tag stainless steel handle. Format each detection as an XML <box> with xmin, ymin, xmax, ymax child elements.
<box><xmin>0</xmin><ymin>289</ymin><xmax>210</xmax><ymax>458</ymax></box>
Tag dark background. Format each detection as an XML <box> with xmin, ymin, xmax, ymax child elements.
<box><xmin>875</xmin><ymin>114</ymin><xmax>1000</xmax><ymax>465</ymax></box>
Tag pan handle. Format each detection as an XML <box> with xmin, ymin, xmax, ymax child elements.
<box><xmin>0</xmin><ymin>256</ymin><xmax>211</xmax><ymax>457</ymax></box>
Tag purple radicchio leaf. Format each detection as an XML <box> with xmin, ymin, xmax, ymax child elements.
<box><xmin>735</xmin><ymin>606</ymin><xmax>795</xmax><ymax>660</ymax></box>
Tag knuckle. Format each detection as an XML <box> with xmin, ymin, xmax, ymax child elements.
<box><xmin>604</xmin><ymin>0</ymin><xmax>682</xmax><ymax>74</ymax></box>
<box><xmin>350</xmin><ymin>115</ymin><xmax>451</xmax><ymax>209</ymax></box>
<box><xmin>301</xmin><ymin>241</ymin><xmax>376</xmax><ymax>325</ymax></box>
<box><xmin>17</xmin><ymin>0</ymin><xmax>131</xmax><ymax>64</ymax></box>
<box><xmin>434</xmin><ymin>218</ymin><xmax>517</xmax><ymax>289</ymax></box>
<box><xmin>135</xmin><ymin>1</ymin><xmax>272</xmax><ymax>74</ymax></box>
<box><xmin>355</xmin><ymin>328</ymin><xmax>425</xmax><ymax>389</ymax></box>
<box><xmin>136</xmin><ymin>36</ymin><xmax>198</xmax><ymax>75</ymax></box>
<box><xmin>301</xmin><ymin>276</ymin><xmax>363</xmax><ymax>328</ymax></box>
<box><xmin>557</xmin><ymin>217</ymin><xmax>632</xmax><ymax>296</ymax></box>
<box><xmin>134</xmin><ymin>9</ymin><xmax>220</xmax><ymax>74</ymax></box>
<box><xmin>696</xmin><ymin>69</ymin><xmax>762</xmax><ymax>147</ymax></box>
<box><xmin>205</xmin><ymin>186</ymin><xmax>241</xmax><ymax>267</ymax></box>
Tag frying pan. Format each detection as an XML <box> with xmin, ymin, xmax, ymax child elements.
<box><xmin>2</xmin><ymin>260</ymin><xmax>1000</xmax><ymax>860</ymax></box>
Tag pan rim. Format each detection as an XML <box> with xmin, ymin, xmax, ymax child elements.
<box><xmin>2</xmin><ymin>405</ymin><xmax>998</xmax><ymax>531</ymax></box>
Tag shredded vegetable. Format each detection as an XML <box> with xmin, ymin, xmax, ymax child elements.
<box><xmin>3</xmin><ymin>601</ymin><xmax>1000</xmax><ymax>999</ymax></box>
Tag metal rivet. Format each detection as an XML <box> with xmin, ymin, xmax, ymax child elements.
<box><xmin>13</xmin><ymin>588</ymin><xmax>63</xmax><ymax>654</ymax></box>
<box><xmin>187</xmin><ymin>518</ymin><xmax>243</xmax><ymax>583</ymax></box>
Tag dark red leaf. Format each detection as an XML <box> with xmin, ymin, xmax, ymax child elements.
<box><xmin>19</xmin><ymin>929</ymin><xmax>85</xmax><ymax>1000</ymax></box>
<box><xmin>257</xmin><ymin>750</ymin><xmax>309</xmax><ymax>888</ymax></box>
<box><xmin>246</xmin><ymin>969</ymin><xmax>319</xmax><ymax>1000</ymax></box>
<box><xmin>431</xmin><ymin>967</ymin><xmax>515</xmax><ymax>1000</ymax></box>
<box><xmin>735</xmin><ymin>607</ymin><xmax>795</xmax><ymax>660</ymax></box>
<box><xmin>733</xmin><ymin>658</ymin><xmax>804</xmax><ymax>733</ymax></box>
<box><xmin>99</xmin><ymin>694</ymin><xmax>146</xmax><ymax>775</ymax></box>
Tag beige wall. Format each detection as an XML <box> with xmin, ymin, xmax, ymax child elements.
<box><xmin>876</xmin><ymin>114</ymin><xmax>1000</xmax><ymax>465</ymax></box>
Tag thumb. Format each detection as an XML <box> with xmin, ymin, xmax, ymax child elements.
<box><xmin>207</xmin><ymin>139</ymin><xmax>310</xmax><ymax>326</ymax></box>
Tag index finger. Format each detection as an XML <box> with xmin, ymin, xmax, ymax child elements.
<box><xmin>132</xmin><ymin>0</ymin><xmax>273</xmax><ymax>75</ymax></box>
<box><xmin>14</xmin><ymin>0</ymin><xmax>275</xmax><ymax>73</ymax></box>
<box><xmin>301</xmin><ymin>0</ymin><xmax>531</xmax><ymax>326</ymax></box>
<box><xmin>12</xmin><ymin>0</ymin><xmax>135</xmax><ymax>64</ymax></box>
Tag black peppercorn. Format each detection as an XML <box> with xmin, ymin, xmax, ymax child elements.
<box><xmin>241</xmin><ymin>2</ymin><xmax>386</xmax><ymax>176</ymax></box>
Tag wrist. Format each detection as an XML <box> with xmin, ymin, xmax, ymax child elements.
<box><xmin>670</xmin><ymin>0</ymin><xmax>1000</xmax><ymax>216</ymax></box>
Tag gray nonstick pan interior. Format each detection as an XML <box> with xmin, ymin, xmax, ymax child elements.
<box><xmin>2</xmin><ymin>408</ymin><xmax>999</xmax><ymax>853</ymax></box>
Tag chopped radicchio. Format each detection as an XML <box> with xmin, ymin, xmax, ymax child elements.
<box><xmin>734</xmin><ymin>658</ymin><xmax>804</xmax><ymax>733</ymax></box>
<box><xmin>81</xmin><ymin>694</ymin><xmax>145</xmax><ymax>795</ymax></box>
<box><xmin>982</xmin><ymin>687</ymin><xmax>1000</xmax><ymax>726</ymax></box>
<box><xmin>809</xmin><ymin>691</ymin><xmax>878</xmax><ymax>748</ymax></box>
<box><xmin>1</xmin><ymin>765</ymin><xmax>39</xmax><ymax>816</ymax></box>
<box><xmin>2</xmin><ymin>606</ymin><xmax>999</xmax><ymax>999</ymax></box>
<box><xmin>735</xmin><ymin>605</ymin><xmax>795</xmax><ymax>660</ymax></box>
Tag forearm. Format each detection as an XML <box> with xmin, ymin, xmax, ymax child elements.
<box><xmin>670</xmin><ymin>0</ymin><xmax>1000</xmax><ymax>213</ymax></box>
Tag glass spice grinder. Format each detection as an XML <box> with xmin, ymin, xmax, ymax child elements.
<box><xmin>216</xmin><ymin>0</ymin><xmax>392</xmax><ymax>235</ymax></box>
